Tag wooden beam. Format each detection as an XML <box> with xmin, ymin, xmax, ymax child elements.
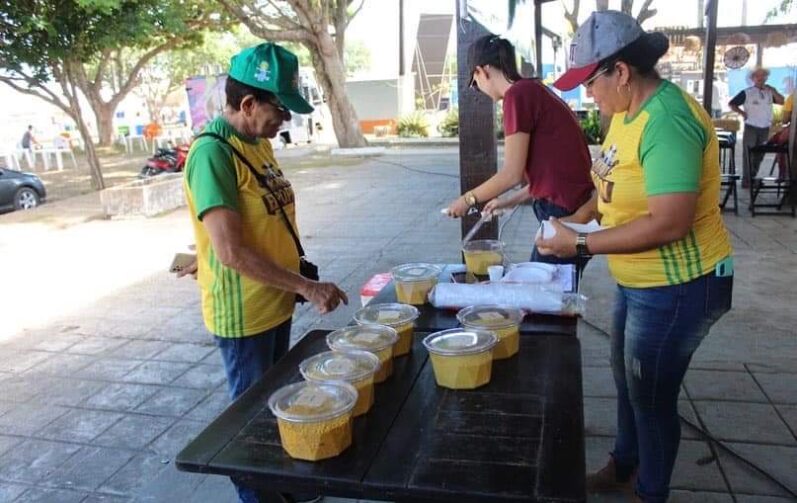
<box><xmin>702</xmin><ymin>0</ymin><xmax>718</xmax><ymax>115</ymax></box>
<box><xmin>456</xmin><ymin>0</ymin><xmax>497</xmax><ymax>241</ymax></box>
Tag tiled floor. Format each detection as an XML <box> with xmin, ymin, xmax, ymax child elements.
<box><xmin>0</xmin><ymin>146</ymin><xmax>795</xmax><ymax>502</ymax></box>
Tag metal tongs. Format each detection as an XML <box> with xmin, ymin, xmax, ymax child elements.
<box><xmin>462</xmin><ymin>210</ymin><xmax>490</xmax><ymax>244</ymax></box>
<box><xmin>441</xmin><ymin>207</ymin><xmax>504</xmax><ymax>245</ymax></box>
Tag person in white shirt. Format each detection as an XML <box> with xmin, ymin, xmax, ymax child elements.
<box><xmin>729</xmin><ymin>67</ymin><xmax>785</xmax><ymax>187</ymax></box>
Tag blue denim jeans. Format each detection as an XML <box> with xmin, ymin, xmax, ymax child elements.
<box><xmin>215</xmin><ymin>320</ymin><xmax>291</xmax><ymax>503</ymax></box>
<box><xmin>531</xmin><ymin>198</ymin><xmax>573</xmax><ymax>263</ymax></box>
<box><xmin>610</xmin><ymin>271</ymin><xmax>733</xmax><ymax>502</ymax></box>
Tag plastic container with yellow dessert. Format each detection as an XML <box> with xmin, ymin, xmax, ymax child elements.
<box><xmin>326</xmin><ymin>325</ymin><xmax>398</xmax><ymax>383</ymax></box>
<box><xmin>299</xmin><ymin>350</ymin><xmax>380</xmax><ymax>417</ymax></box>
<box><xmin>391</xmin><ymin>263</ymin><xmax>441</xmax><ymax>305</ymax></box>
<box><xmin>456</xmin><ymin>305</ymin><xmax>523</xmax><ymax>360</ymax></box>
<box><xmin>462</xmin><ymin>240</ymin><xmax>505</xmax><ymax>276</ymax></box>
<box><xmin>268</xmin><ymin>381</ymin><xmax>357</xmax><ymax>461</ymax></box>
<box><xmin>422</xmin><ymin>328</ymin><xmax>498</xmax><ymax>389</ymax></box>
<box><xmin>353</xmin><ymin>303</ymin><xmax>420</xmax><ymax>357</ymax></box>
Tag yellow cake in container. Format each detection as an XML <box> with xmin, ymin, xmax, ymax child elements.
<box><xmin>326</xmin><ymin>325</ymin><xmax>398</xmax><ymax>383</ymax></box>
<box><xmin>354</xmin><ymin>303</ymin><xmax>420</xmax><ymax>357</ymax></box>
<box><xmin>457</xmin><ymin>305</ymin><xmax>523</xmax><ymax>360</ymax></box>
<box><xmin>268</xmin><ymin>381</ymin><xmax>357</xmax><ymax>461</ymax></box>
<box><xmin>462</xmin><ymin>240</ymin><xmax>504</xmax><ymax>275</ymax></box>
<box><xmin>300</xmin><ymin>350</ymin><xmax>380</xmax><ymax>417</ymax></box>
<box><xmin>390</xmin><ymin>263</ymin><xmax>441</xmax><ymax>305</ymax></box>
<box><xmin>422</xmin><ymin>328</ymin><xmax>497</xmax><ymax>389</ymax></box>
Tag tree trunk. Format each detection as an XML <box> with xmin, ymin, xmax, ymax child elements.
<box><xmin>76</xmin><ymin>112</ymin><xmax>105</xmax><ymax>190</ymax></box>
<box><xmin>310</xmin><ymin>32</ymin><xmax>366</xmax><ymax>148</ymax></box>
<box><xmin>93</xmin><ymin>101</ymin><xmax>117</xmax><ymax>147</ymax></box>
<box><xmin>563</xmin><ymin>0</ymin><xmax>580</xmax><ymax>34</ymax></box>
<box><xmin>596</xmin><ymin>0</ymin><xmax>609</xmax><ymax>10</ymax></box>
<box><xmin>62</xmin><ymin>67</ymin><xmax>105</xmax><ymax>190</ymax></box>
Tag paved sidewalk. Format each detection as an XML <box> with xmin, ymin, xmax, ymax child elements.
<box><xmin>0</xmin><ymin>146</ymin><xmax>795</xmax><ymax>502</ymax></box>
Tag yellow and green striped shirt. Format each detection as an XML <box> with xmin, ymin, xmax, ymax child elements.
<box><xmin>593</xmin><ymin>81</ymin><xmax>732</xmax><ymax>288</ymax></box>
<box><xmin>184</xmin><ymin>117</ymin><xmax>298</xmax><ymax>337</ymax></box>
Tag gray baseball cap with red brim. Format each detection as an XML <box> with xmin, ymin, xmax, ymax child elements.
<box><xmin>554</xmin><ymin>10</ymin><xmax>648</xmax><ymax>91</ymax></box>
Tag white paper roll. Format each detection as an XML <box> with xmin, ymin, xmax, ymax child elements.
<box><xmin>428</xmin><ymin>283</ymin><xmax>563</xmax><ymax>313</ymax></box>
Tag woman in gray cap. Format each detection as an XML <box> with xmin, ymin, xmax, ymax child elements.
<box><xmin>537</xmin><ymin>10</ymin><xmax>734</xmax><ymax>503</ymax></box>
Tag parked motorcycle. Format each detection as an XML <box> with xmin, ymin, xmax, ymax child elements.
<box><xmin>138</xmin><ymin>145</ymin><xmax>189</xmax><ymax>178</ymax></box>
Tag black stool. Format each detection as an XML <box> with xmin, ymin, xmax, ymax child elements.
<box><xmin>747</xmin><ymin>143</ymin><xmax>795</xmax><ymax>217</ymax></box>
<box><xmin>717</xmin><ymin>131</ymin><xmax>739</xmax><ymax>214</ymax></box>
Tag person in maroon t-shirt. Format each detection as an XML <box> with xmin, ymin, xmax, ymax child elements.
<box><xmin>446</xmin><ymin>35</ymin><xmax>594</xmax><ymax>264</ymax></box>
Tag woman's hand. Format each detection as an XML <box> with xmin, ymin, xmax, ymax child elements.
<box><xmin>535</xmin><ymin>218</ymin><xmax>578</xmax><ymax>258</ymax></box>
<box><xmin>446</xmin><ymin>196</ymin><xmax>471</xmax><ymax>218</ymax></box>
<box><xmin>482</xmin><ymin>197</ymin><xmax>506</xmax><ymax>216</ymax></box>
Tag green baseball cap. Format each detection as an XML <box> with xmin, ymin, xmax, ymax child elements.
<box><xmin>228</xmin><ymin>43</ymin><xmax>314</xmax><ymax>114</ymax></box>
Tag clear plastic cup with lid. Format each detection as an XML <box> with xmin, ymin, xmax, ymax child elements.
<box><xmin>456</xmin><ymin>305</ymin><xmax>524</xmax><ymax>360</ymax></box>
<box><xmin>353</xmin><ymin>303</ymin><xmax>420</xmax><ymax>357</ymax></box>
<box><xmin>390</xmin><ymin>263</ymin><xmax>442</xmax><ymax>305</ymax></box>
<box><xmin>462</xmin><ymin>240</ymin><xmax>504</xmax><ymax>276</ymax></box>
<box><xmin>300</xmin><ymin>350</ymin><xmax>380</xmax><ymax>417</ymax></box>
<box><xmin>268</xmin><ymin>381</ymin><xmax>357</xmax><ymax>461</ymax></box>
<box><xmin>422</xmin><ymin>328</ymin><xmax>498</xmax><ymax>389</ymax></box>
<box><xmin>326</xmin><ymin>325</ymin><xmax>398</xmax><ymax>383</ymax></box>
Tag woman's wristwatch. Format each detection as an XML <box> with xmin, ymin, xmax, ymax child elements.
<box><xmin>576</xmin><ymin>233</ymin><xmax>592</xmax><ymax>258</ymax></box>
<box><xmin>463</xmin><ymin>191</ymin><xmax>477</xmax><ymax>207</ymax></box>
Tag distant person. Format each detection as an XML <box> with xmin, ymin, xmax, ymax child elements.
<box><xmin>445</xmin><ymin>35</ymin><xmax>594</xmax><ymax>265</ymax></box>
<box><xmin>729</xmin><ymin>67</ymin><xmax>785</xmax><ymax>187</ymax></box>
<box><xmin>20</xmin><ymin>125</ymin><xmax>37</xmax><ymax>168</ymax></box>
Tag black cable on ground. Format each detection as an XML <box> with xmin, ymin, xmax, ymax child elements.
<box><xmin>579</xmin><ymin>317</ymin><xmax>797</xmax><ymax>500</ymax></box>
<box><xmin>367</xmin><ymin>157</ymin><xmax>459</xmax><ymax>178</ymax></box>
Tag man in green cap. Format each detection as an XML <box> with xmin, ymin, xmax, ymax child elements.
<box><xmin>183</xmin><ymin>43</ymin><xmax>346</xmax><ymax>502</ymax></box>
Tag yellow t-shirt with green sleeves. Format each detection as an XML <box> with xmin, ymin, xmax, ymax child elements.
<box><xmin>592</xmin><ymin>80</ymin><xmax>732</xmax><ymax>288</ymax></box>
<box><xmin>184</xmin><ymin>117</ymin><xmax>298</xmax><ymax>337</ymax></box>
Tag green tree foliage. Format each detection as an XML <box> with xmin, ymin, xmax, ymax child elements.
<box><xmin>136</xmin><ymin>27</ymin><xmax>260</xmax><ymax>122</ymax></box>
<box><xmin>219</xmin><ymin>0</ymin><xmax>369</xmax><ymax>147</ymax></box>
<box><xmin>766</xmin><ymin>0</ymin><xmax>796</xmax><ymax>21</ymax></box>
<box><xmin>0</xmin><ymin>0</ymin><xmax>140</xmax><ymax>188</ymax></box>
<box><xmin>345</xmin><ymin>40</ymin><xmax>372</xmax><ymax>77</ymax></box>
<box><xmin>0</xmin><ymin>1</ymin><xmax>228</xmax><ymax>190</ymax></box>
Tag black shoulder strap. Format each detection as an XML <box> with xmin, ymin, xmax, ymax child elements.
<box><xmin>195</xmin><ymin>132</ymin><xmax>306</xmax><ymax>257</ymax></box>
